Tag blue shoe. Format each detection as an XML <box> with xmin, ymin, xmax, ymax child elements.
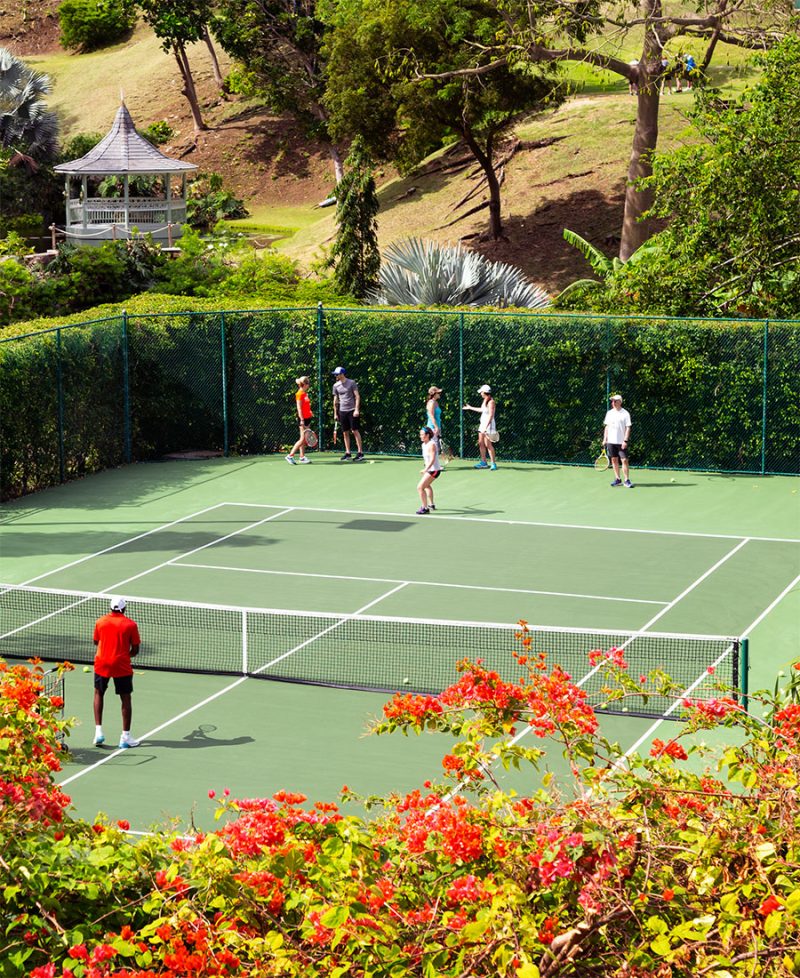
<box><xmin>610</xmin><ymin>478</ymin><xmax>622</xmax><ymax>487</ymax></box>
<box><xmin>285</xmin><ymin>455</ymin><xmax>296</xmax><ymax>465</ymax></box>
<box><xmin>474</xmin><ymin>461</ymin><xmax>489</xmax><ymax>469</ymax></box>
<box><xmin>118</xmin><ymin>737</ymin><xmax>140</xmax><ymax>749</ymax></box>
<box><xmin>93</xmin><ymin>734</ymin><xmax>105</xmax><ymax>746</ymax></box>
<box><xmin>624</xmin><ymin>479</ymin><xmax>634</xmax><ymax>488</ymax></box>
<box><xmin>490</xmin><ymin>463</ymin><xmax>497</xmax><ymax>471</ymax></box>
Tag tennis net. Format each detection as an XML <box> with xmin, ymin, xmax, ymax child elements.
<box><xmin>0</xmin><ymin>583</ymin><xmax>744</xmax><ymax>719</ymax></box>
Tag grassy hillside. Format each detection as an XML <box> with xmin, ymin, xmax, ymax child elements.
<box><xmin>3</xmin><ymin>5</ymin><xmax>762</xmax><ymax>294</ymax></box>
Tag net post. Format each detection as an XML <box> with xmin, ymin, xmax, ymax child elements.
<box><xmin>458</xmin><ymin>311</ymin><xmax>464</xmax><ymax>458</ymax></box>
<box><xmin>121</xmin><ymin>311</ymin><xmax>132</xmax><ymax>464</ymax></box>
<box><xmin>317</xmin><ymin>302</ymin><xmax>325</xmax><ymax>452</ymax></box>
<box><xmin>220</xmin><ymin>312</ymin><xmax>230</xmax><ymax>457</ymax></box>
<box><xmin>739</xmin><ymin>638</ymin><xmax>749</xmax><ymax>713</ymax></box>
<box><xmin>56</xmin><ymin>328</ymin><xmax>66</xmax><ymax>483</ymax></box>
<box><xmin>242</xmin><ymin>608</ymin><xmax>248</xmax><ymax>676</ymax></box>
<box><xmin>761</xmin><ymin>321</ymin><xmax>768</xmax><ymax>476</ymax></box>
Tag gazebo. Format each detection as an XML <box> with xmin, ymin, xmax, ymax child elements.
<box><xmin>53</xmin><ymin>101</ymin><xmax>197</xmax><ymax>247</ymax></box>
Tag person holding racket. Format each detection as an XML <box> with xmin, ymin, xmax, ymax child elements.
<box><xmin>425</xmin><ymin>386</ymin><xmax>443</xmax><ymax>447</ymax></box>
<box><xmin>286</xmin><ymin>375</ymin><xmax>314</xmax><ymax>464</ymax></box>
<box><xmin>463</xmin><ymin>384</ymin><xmax>498</xmax><ymax>470</ymax></box>
<box><xmin>603</xmin><ymin>393</ymin><xmax>633</xmax><ymax>487</ymax></box>
<box><xmin>416</xmin><ymin>425</ymin><xmax>441</xmax><ymax>514</ymax></box>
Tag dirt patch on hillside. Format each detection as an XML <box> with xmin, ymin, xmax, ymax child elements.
<box><xmin>0</xmin><ymin>0</ymin><xmax>62</xmax><ymax>54</ymax></box>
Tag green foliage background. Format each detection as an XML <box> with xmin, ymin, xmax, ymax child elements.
<box><xmin>1</xmin><ymin>306</ymin><xmax>797</xmax><ymax>498</ymax></box>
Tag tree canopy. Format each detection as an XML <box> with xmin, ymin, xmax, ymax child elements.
<box><xmin>559</xmin><ymin>35</ymin><xmax>800</xmax><ymax>318</ymax></box>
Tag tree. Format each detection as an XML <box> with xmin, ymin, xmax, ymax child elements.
<box><xmin>213</xmin><ymin>0</ymin><xmax>345</xmax><ymax>181</ymax></box>
<box><xmin>412</xmin><ymin>0</ymin><xmax>794</xmax><ymax>259</ymax></box>
<box><xmin>323</xmin><ymin>0</ymin><xmax>561</xmax><ymax>240</ymax></box>
<box><xmin>0</xmin><ymin>47</ymin><xmax>58</xmax><ymax>160</ymax></box>
<box><xmin>559</xmin><ymin>36</ymin><xmax>800</xmax><ymax>318</ymax></box>
<box><xmin>330</xmin><ymin>135</ymin><xmax>380</xmax><ymax>299</ymax></box>
<box><xmin>135</xmin><ymin>0</ymin><xmax>217</xmax><ymax>134</ymax></box>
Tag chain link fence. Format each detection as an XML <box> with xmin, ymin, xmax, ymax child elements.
<box><xmin>2</xmin><ymin>308</ymin><xmax>798</xmax><ymax>498</ymax></box>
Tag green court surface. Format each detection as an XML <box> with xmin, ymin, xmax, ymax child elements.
<box><xmin>1</xmin><ymin>453</ymin><xmax>798</xmax><ymax>833</ymax></box>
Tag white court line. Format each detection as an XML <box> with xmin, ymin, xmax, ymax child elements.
<box><xmin>14</xmin><ymin>502</ymin><xmax>229</xmax><ymax>587</ymax></box>
<box><xmin>620</xmin><ymin>570</ymin><xmax>800</xmax><ymax>761</ymax></box>
<box><xmin>222</xmin><ymin>501</ymin><xmax>800</xmax><ymax>545</ymax></box>
<box><xmin>437</xmin><ymin>537</ymin><xmax>752</xmax><ymax>806</ymax></box>
<box><xmin>174</xmin><ymin>561</ymin><xmax>668</xmax><ymax>607</ymax></box>
<box><xmin>1</xmin><ymin>510</ymin><xmax>295</xmax><ymax>642</ymax></box>
<box><xmin>57</xmin><ymin>581</ymin><xmax>409</xmax><ymax>788</ymax></box>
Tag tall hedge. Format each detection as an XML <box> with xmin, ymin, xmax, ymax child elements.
<box><xmin>1</xmin><ymin>307</ymin><xmax>798</xmax><ymax>498</ymax></box>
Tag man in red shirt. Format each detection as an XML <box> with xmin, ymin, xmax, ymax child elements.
<box><xmin>93</xmin><ymin>596</ymin><xmax>141</xmax><ymax>748</ymax></box>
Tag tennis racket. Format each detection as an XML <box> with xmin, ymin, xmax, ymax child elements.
<box><xmin>333</xmin><ymin>420</ymin><xmax>339</xmax><ymax>446</ymax></box>
<box><xmin>594</xmin><ymin>448</ymin><xmax>609</xmax><ymax>471</ymax></box>
<box><xmin>440</xmin><ymin>439</ymin><xmax>455</xmax><ymax>465</ymax></box>
<box><xmin>304</xmin><ymin>428</ymin><xmax>318</xmax><ymax>448</ymax></box>
<box><xmin>485</xmin><ymin>430</ymin><xmax>500</xmax><ymax>444</ymax></box>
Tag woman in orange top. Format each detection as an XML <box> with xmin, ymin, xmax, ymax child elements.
<box><xmin>286</xmin><ymin>376</ymin><xmax>313</xmax><ymax>464</ymax></box>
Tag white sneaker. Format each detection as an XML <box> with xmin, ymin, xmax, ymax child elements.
<box><xmin>285</xmin><ymin>455</ymin><xmax>296</xmax><ymax>465</ymax></box>
<box><xmin>298</xmin><ymin>457</ymin><xmax>311</xmax><ymax>464</ymax></box>
<box><xmin>93</xmin><ymin>733</ymin><xmax>105</xmax><ymax>746</ymax></box>
<box><xmin>119</xmin><ymin>737</ymin><xmax>140</xmax><ymax>749</ymax></box>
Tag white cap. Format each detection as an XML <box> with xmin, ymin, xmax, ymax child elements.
<box><xmin>332</xmin><ymin>366</ymin><xmax>346</xmax><ymax>375</ymax></box>
<box><xmin>478</xmin><ymin>384</ymin><xmax>491</xmax><ymax>393</ymax></box>
<box><xmin>610</xmin><ymin>393</ymin><xmax>623</xmax><ymax>402</ymax></box>
<box><xmin>109</xmin><ymin>596</ymin><xmax>126</xmax><ymax>611</ymax></box>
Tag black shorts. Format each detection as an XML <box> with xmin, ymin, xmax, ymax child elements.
<box><xmin>338</xmin><ymin>410</ymin><xmax>360</xmax><ymax>433</ymax></box>
<box><xmin>425</xmin><ymin>470</ymin><xmax>441</xmax><ymax>480</ymax></box>
<box><xmin>95</xmin><ymin>673</ymin><xmax>133</xmax><ymax>696</ymax></box>
<box><xmin>300</xmin><ymin>418</ymin><xmax>312</xmax><ymax>427</ymax></box>
<box><xmin>607</xmin><ymin>443</ymin><xmax>629</xmax><ymax>460</ymax></box>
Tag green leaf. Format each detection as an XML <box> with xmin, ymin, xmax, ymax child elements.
<box><xmin>321</xmin><ymin>905</ymin><xmax>350</xmax><ymax>928</ymax></box>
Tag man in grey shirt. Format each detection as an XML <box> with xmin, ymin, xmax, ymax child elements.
<box><xmin>332</xmin><ymin>366</ymin><xmax>365</xmax><ymax>461</ymax></box>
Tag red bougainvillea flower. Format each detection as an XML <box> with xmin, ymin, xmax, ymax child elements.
<box><xmin>758</xmin><ymin>895</ymin><xmax>782</xmax><ymax>916</ymax></box>
<box><xmin>650</xmin><ymin>739</ymin><xmax>688</xmax><ymax>761</ymax></box>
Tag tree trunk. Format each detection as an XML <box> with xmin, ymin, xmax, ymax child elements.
<box><xmin>462</xmin><ymin>127</ymin><xmax>503</xmax><ymax>240</ymax></box>
<box><xmin>202</xmin><ymin>26</ymin><xmax>225</xmax><ymax>90</ymax></box>
<box><xmin>173</xmin><ymin>42</ymin><xmax>208</xmax><ymax>134</ymax></box>
<box><xmin>619</xmin><ymin>84</ymin><xmax>658</xmax><ymax>260</ymax></box>
<box><xmin>328</xmin><ymin>143</ymin><xmax>344</xmax><ymax>184</ymax></box>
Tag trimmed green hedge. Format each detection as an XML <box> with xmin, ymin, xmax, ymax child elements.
<box><xmin>2</xmin><ymin>305</ymin><xmax>798</xmax><ymax>498</ymax></box>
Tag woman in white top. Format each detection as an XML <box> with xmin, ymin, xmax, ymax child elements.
<box><xmin>416</xmin><ymin>426</ymin><xmax>441</xmax><ymax>514</ymax></box>
<box><xmin>463</xmin><ymin>384</ymin><xmax>497</xmax><ymax>470</ymax></box>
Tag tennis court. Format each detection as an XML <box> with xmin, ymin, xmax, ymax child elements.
<box><xmin>2</xmin><ymin>453</ymin><xmax>798</xmax><ymax>832</ymax></box>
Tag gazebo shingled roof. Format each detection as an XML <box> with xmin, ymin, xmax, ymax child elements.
<box><xmin>54</xmin><ymin>102</ymin><xmax>197</xmax><ymax>176</ymax></box>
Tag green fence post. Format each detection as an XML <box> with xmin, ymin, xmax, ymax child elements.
<box><xmin>458</xmin><ymin>311</ymin><xmax>465</xmax><ymax>458</ymax></box>
<box><xmin>220</xmin><ymin>312</ymin><xmax>229</xmax><ymax>457</ymax></box>
<box><xmin>761</xmin><ymin>321</ymin><xmax>768</xmax><ymax>476</ymax></box>
<box><xmin>56</xmin><ymin>328</ymin><xmax>66</xmax><ymax>483</ymax></box>
<box><xmin>739</xmin><ymin>638</ymin><xmax>749</xmax><ymax>713</ymax></box>
<box><xmin>317</xmin><ymin>302</ymin><xmax>325</xmax><ymax>452</ymax></box>
<box><xmin>121</xmin><ymin>311</ymin><xmax>132</xmax><ymax>464</ymax></box>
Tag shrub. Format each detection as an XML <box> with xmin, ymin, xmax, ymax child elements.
<box><xmin>138</xmin><ymin>120</ymin><xmax>175</xmax><ymax>146</ymax></box>
<box><xmin>57</xmin><ymin>132</ymin><xmax>102</xmax><ymax>162</ymax></box>
<box><xmin>1</xmin><ymin>646</ymin><xmax>799</xmax><ymax>977</ymax></box>
<box><xmin>58</xmin><ymin>0</ymin><xmax>137</xmax><ymax>52</ymax></box>
<box><xmin>186</xmin><ymin>172</ymin><xmax>248</xmax><ymax>231</ymax></box>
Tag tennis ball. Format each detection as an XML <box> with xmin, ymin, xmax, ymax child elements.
<box><xmin>669</xmin><ymin>477</ymin><xmax>675</xmax><ymax>483</ymax></box>
<box><xmin>82</xmin><ymin>665</ymin><xmax>91</xmax><ymax>673</ymax></box>
<box><xmin>369</xmin><ymin>460</ymin><xmax>375</xmax><ymax>464</ymax></box>
<box><xmin>403</xmin><ymin>677</ymin><xmax>410</xmax><ymax>684</ymax></box>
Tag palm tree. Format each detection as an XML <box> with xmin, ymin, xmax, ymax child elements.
<box><xmin>0</xmin><ymin>47</ymin><xmax>59</xmax><ymax>160</ymax></box>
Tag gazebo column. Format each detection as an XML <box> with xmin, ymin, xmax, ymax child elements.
<box><xmin>123</xmin><ymin>175</ymin><xmax>130</xmax><ymax>230</ymax></box>
<box><xmin>81</xmin><ymin>176</ymin><xmax>88</xmax><ymax>230</ymax></box>
<box><xmin>63</xmin><ymin>177</ymin><xmax>70</xmax><ymax>230</ymax></box>
<box><xmin>166</xmin><ymin>173</ymin><xmax>173</xmax><ymax>224</ymax></box>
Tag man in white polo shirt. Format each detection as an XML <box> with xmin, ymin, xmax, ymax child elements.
<box><xmin>603</xmin><ymin>393</ymin><xmax>633</xmax><ymax>488</ymax></box>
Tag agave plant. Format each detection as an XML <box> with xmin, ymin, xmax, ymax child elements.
<box><xmin>0</xmin><ymin>47</ymin><xmax>59</xmax><ymax>159</ymax></box>
<box><xmin>368</xmin><ymin>238</ymin><xmax>551</xmax><ymax>309</ymax></box>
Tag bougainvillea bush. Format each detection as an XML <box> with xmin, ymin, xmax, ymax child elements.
<box><xmin>1</xmin><ymin>631</ymin><xmax>799</xmax><ymax>978</ymax></box>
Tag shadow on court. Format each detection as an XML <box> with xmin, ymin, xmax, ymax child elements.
<box><xmin>67</xmin><ymin>726</ymin><xmax>255</xmax><ymax>765</ymax></box>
